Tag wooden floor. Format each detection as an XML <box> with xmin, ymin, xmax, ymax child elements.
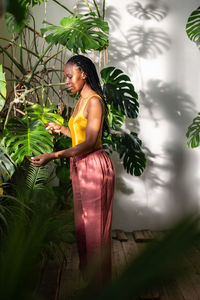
<box><xmin>36</xmin><ymin>230</ymin><xmax>200</xmax><ymax>300</ymax></box>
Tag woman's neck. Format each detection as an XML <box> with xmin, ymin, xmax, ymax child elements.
<box><xmin>80</xmin><ymin>83</ymin><xmax>95</xmax><ymax>99</ymax></box>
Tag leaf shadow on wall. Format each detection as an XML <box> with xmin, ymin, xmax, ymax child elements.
<box><xmin>127</xmin><ymin>1</ymin><xmax>169</xmax><ymax>22</ymax></box>
<box><xmin>112</xmin><ymin>80</ymin><xmax>197</xmax><ymax>230</ymax></box>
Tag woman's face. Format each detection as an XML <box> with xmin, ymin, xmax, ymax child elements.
<box><xmin>64</xmin><ymin>63</ymin><xmax>86</xmax><ymax>93</ymax></box>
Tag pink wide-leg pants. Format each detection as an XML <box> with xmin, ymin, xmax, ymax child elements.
<box><xmin>70</xmin><ymin>148</ymin><xmax>115</xmax><ymax>284</ymax></box>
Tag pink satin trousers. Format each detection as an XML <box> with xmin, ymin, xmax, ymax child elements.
<box><xmin>70</xmin><ymin>148</ymin><xmax>115</xmax><ymax>283</ymax></box>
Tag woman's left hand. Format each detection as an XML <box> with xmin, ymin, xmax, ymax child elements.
<box><xmin>30</xmin><ymin>153</ymin><xmax>54</xmax><ymax>167</ymax></box>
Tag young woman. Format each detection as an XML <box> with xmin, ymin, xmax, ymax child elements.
<box><xmin>31</xmin><ymin>55</ymin><xmax>115</xmax><ymax>285</ymax></box>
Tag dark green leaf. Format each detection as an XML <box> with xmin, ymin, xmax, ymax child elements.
<box><xmin>0</xmin><ymin>65</ymin><xmax>6</xmax><ymax>112</ymax></box>
<box><xmin>186</xmin><ymin>7</ymin><xmax>200</xmax><ymax>43</ymax></box>
<box><xmin>101</xmin><ymin>67</ymin><xmax>139</xmax><ymax>118</ymax></box>
<box><xmin>186</xmin><ymin>112</ymin><xmax>200</xmax><ymax>148</ymax></box>
<box><xmin>41</xmin><ymin>13</ymin><xmax>109</xmax><ymax>53</ymax></box>
<box><xmin>3</xmin><ymin>117</ymin><xmax>54</xmax><ymax>164</ymax></box>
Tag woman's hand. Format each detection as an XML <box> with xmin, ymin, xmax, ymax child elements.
<box><xmin>30</xmin><ymin>153</ymin><xmax>54</xmax><ymax>167</ymax></box>
<box><xmin>45</xmin><ymin>122</ymin><xmax>62</xmax><ymax>134</ymax></box>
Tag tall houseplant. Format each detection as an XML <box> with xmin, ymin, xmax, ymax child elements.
<box><xmin>185</xmin><ymin>6</ymin><xmax>200</xmax><ymax>148</ymax></box>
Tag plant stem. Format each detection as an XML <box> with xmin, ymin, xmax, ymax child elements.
<box><xmin>0</xmin><ymin>46</ymin><xmax>26</xmax><ymax>75</ymax></box>
<box><xmin>26</xmin><ymin>43</ymin><xmax>53</xmax><ymax>86</ymax></box>
<box><xmin>52</xmin><ymin>0</ymin><xmax>74</xmax><ymax>15</ymax></box>
<box><xmin>44</xmin><ymin>47</ymin><xmax>67</xmax><ymax>65</ymax></box>
<box><xmin>102</xmin><ymin>0</ymin><xmax>106</xmax><ymax>19</ymax></box>
<box><xmin>93</xmin><ymin>0</ymin><xmax>101</xmax><ymax>17</ymax></box>
<box><xmin>29</xmin><ymin>14</ymin><xmax>39</xmax><ymax>54</ymax></box>
<box><xmin>0</xmin><ymin>37</ymin><xmax>40</xmax><ymax>58</ymax></box>
<box><xmin>83</xmin><ymin>0</ymin><xmax>93</xmax><ymax>12</ymax></box>
<box><xmin>19</xmin><ymin>33</ymin><xmax>23</xmax><ymax>66</ymax></box>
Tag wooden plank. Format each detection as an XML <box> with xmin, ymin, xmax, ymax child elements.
<box><xmin>143</xmin><ymin>230</ymin><xmax>154</xmax><ymax>242</ymax></box>
<box><xmin>112</xmin><ymin>229</ymin><xmax>117</xmax><ymax>239</ymax></box>
<box><xmin>121</xmin><ymin>232</ymin><xmax>139</xmax><ymax>263</ymax></box>
<box><xmin>112</xmin><ymin>239</ymin><xmax>126</xmax><ymax>280</ymax></box>
<box><xmin>59</xmin><ymin>243</ymin><xmax>80</xmax><ymax>299</ymax></box>
<box><xmin>133</xmin><ymin>230</ymin><xmax>154</xmax><ymax>243</ymax></box>
<box><xmin>160</xmin><ymin>281</ymin><xmax>185</xmax><ymax>300</ymax></box>
<box><xmin>139</xmin><ymin>288</ymin><xmax>160</xmax><ymax>300</ymax></box>
<box><xmin>36</xmin><ymin>259</ymin><xmax>60</xmax><ymax>300</ymax></box>
<box><xmin>116</xmin><ymin>229</ymin><xmax>128</xmax><ymax>242</ymax></box>
<box><xmin>175</xmin><ymin>251</ymin><xmax>200</xmax><ymax>300</ymax></box>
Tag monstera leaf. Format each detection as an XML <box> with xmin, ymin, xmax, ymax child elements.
<box><xmin>107</xmin><ymin>104</ymin><xmax>125</xmax><ymax>130</ymax></box>
<box><xmin>101</xmin><ymin>67</ymin><xmax>139</xmax><ymax>118</ymax></box>
<box><xmin>108</xmin><ymin>131</ymin><xmax>146</xmax><ymax>176</ymax></box>
<box><xmin>4</xmin><ymin>117</ymin><xmax>54</xmax><ymax>164</ymax></box>
<box><xmin>41</xmin><ymin>13</ymin><xmax>109</xmax><ymax>53</ymax></box>
<box><xmin>4</xmin><ymin>12</ymin><xmax>29</xmax><ymax>33</ymax></box>
<box><xmin>24</xmin><ymin>104</ymin><xmax>64</xmax><ymax>125</ymax></box>
<box><xmin>0</xmin><ymin>65</ymin><xmax>6</xmax><ymax>112</ymax></box>
<box><xmin>186</xmin><ymin>7</ymin><xmax>200</xmax><ymax>43</ymax></box>
<box><xmin>0</xmin><ymin>145</ymin><xmax>15</xmax><ymax>182</ymax></box>
<box><xmin>186</xmin><ymin>112</ymin><xmax>200</xmax><ymax>148</ymax></box>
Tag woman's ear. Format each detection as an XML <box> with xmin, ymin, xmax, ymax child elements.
<box><xmin>81</xmin><ymin>72</ymin><xmax>87</xmax><ymax>80</ymax></box>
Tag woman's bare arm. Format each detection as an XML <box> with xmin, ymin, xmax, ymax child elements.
<box><xmin>31</xmin><ymin>97</ymin><xmax>104</xmax><ymax>167</ymax></box>
<box><xmin>45</xmin><ymin>123</ymin><xmax>72</xmax><ymax>138</ymax></box>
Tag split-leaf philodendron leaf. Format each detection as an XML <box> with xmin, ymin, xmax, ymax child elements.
<box><xmin>4</xmin><ymin>117</ymin><xmax>54</xmax><ymax>164</ymax></box>
<box><xmin>41</xmin><ymin>13</ymin><xmax>109</xmax><ymax>53</ymax></box>
<box><xmin>101</xmin><ymin>67</ymin><xmax>139</xmax><ymax>119</ymax></box>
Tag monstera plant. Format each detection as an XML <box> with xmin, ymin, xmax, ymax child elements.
<box><xmin>101</xmin><ymin>67</ymin><xmax>145</xmax><ymax>176</ymax></box>
<box><xmin>186</xmin><ymin>7</ymin><xmax>200</xmax><ymax>148</ymax></box>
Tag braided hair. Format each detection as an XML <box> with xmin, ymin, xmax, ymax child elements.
<box><xmin>66</xmin><ymin>54</ymin><xmax>109</xmax><ymax>137</ymax></box>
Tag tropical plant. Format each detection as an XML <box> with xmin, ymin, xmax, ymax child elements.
<box><xmin>3</xmin><ymin>117</ymin><xmax>54</xmax><ymax>164</ymax></box>
<box><xmin>41</xmin><ymin>12</ymin><xmax>109</xmax><ymax>53</ymax></box>
<box><xmin>186</xmin><ymin>7</ymin><xmax>200</xmax><ymax>148</ymax></box>
<box><xmin>0</xmin><ymin>65</ymin><xmax>6</xmax><ymax>114</ymax></box>
<box><xmin>101</xmin><ymin>67</ymin><xmax>146</xmax><ymax>175</ymax></box>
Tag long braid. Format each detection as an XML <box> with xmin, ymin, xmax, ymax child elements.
<box><xmin>66</xmin><ymin>55</ymin><xmax>110</xmax><ymax>137</ymax></box>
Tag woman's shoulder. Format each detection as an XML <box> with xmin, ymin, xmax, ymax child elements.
<box><xmin>88</xmin><ymin>95</ymin><xmax>105</xmax><ymax>112</ymax></box>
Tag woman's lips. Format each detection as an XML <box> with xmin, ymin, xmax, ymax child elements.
<box><xmin>67</xmin><ymin>85</ymin><xmax>73</xmax><ymax>90</ymax></box>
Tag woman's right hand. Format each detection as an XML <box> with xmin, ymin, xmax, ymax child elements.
<box><xmin>45</xmin><ymin>122</ymin><xmax>62</xmax><ymax>134</ymax></box>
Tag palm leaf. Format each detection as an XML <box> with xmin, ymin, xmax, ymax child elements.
<box><xmin>16</xmin><ymin>163</ymin><xmax>52</xmax><ymax>205</ymax></box>
<box><xmin>0</xmin><ymin>65</ymin><xmax>6</xmax><ymax>112</ymax></box>
<box><xmin>186</xmin><ymin>112</ymin><xmax>200</xmax><ymax>148</ymax></box>
<box><xmin>41</xmin><ymin>12</ymin><xmax>109</xmax><ymax>53</ymax></box>
<box><xmin>3</xmin><ymin>117</ymin><xmax>54</xmax><ymax>164</ymax></box>
<box><xmin>24</xmin><ymin>104</ymin><xmax>64</xmax><ymax>125</ymax></box>
<box><xmin>0</xmin><ymin>145</ymin><xmax>15</xmax><ymax>182</ymax></box>
<box><xmin>111</xmin><ymin>131</ymin><xmax>146</xmax><ymax>176</ymax></box>
<box><xmin>101</xmin><ymin>67</ymin><xmax>139</xmax><ymax>118</ymax></box>
<box><xmin>186</xmin><ymin>7</ymin><xmax>200</xmax><ymax>43</ymax></box>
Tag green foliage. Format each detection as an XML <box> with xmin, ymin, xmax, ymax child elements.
<box><xmin>4</xmin><ymin>117</ymin><xmax>54</xmax><ymax>164</ymax></box>
<box><xmin>186</xmin><ymin>112</ymin><xmax>200</xmax><ymax>148</ymax></box>
<box><xmin>186</xmin><ymin>7</ymin><xmax>200</xmax><ymax>43</ymax></box>
<box><xmin>111</xmin><ymin>132</ymin><xmax>146</xmax><ymax>176</ymax></box>
<box><xmin>107</xmin><ymin>104</ymin><xmax>125</xmax><ymax>130</ymax></box>
<box><xmin>5</xmin><ymin>0</ymin><xmax>28</xmax><ymax>26</ymax></box>
<box><xmin>94</xmin><ymin>214</ymin><xmax>200</xmax><ymax>300</ymax></box>
<box><xmin>41</xmin><ymin>12</ymin><xmax>109</xmax><ymax>53</ymax></box>
<box><xmin>0</xmin><ymin>65</ymin><xmax>6</xmax><ymax>113</ymax></box>
<box><xmin>4</xmin><ymin>12</ymin><xmax>28</xmax><ymax>33</ymax></box>
<box><xmin>24</xmin><ymin>104</ymin><xmax>64</xmax><ymax>125</ymax></box>
<box><xmin>101</xmin><ymin>67</ymin><xmax>139</xmax><ymax>118</ymax></box>
<box><xmin>25</xmin><ymin>0</ymin><xmax>49</xmax><ymax>7</ymax></box>
<box><xmin>0</xmin><ymin>145</ymin><xmax>16</xmax><ymax>182</ymax></box>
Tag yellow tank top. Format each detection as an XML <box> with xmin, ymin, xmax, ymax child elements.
<box><xmin>68</xmin><ymin>94</ymin><xmax>104</xmax><ymax>148</ymax></box>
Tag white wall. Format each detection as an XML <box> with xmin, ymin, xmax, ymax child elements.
<box><xmin>25</xmin><ymin>0</ymin><xmax>200</xmax><ymax>230</ymax></box>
